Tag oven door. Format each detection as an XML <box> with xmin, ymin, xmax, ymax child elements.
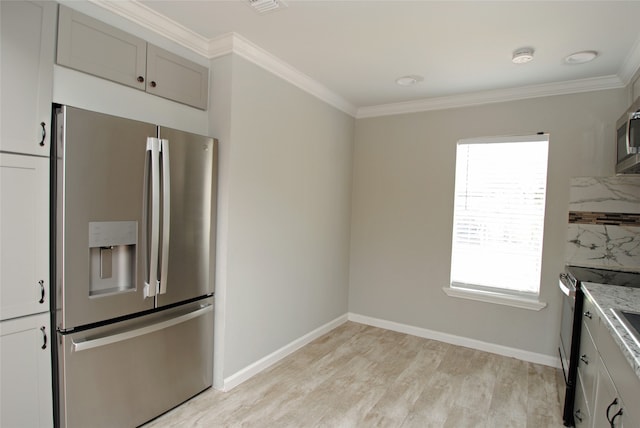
<box><xmin>558</xmin><ymin>274</ymin><xmax>574</xmax><ymax>383</ymax></box>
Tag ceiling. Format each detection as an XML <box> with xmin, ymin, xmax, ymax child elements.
<box><xmin>97</xmin><ymin>0</ymin><xmax>640</xmax><ymax>117</ymax></box>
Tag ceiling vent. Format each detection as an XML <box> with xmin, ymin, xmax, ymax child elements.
<box><xmin>248</xmin><ymin>0</ymin><xmax>287</xmax><ymax>14</ymax></box>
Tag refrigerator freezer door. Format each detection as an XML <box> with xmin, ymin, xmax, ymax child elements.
<box><xmin>156</xmin><ymin>128</ymin><xmax>217</xmax><ymax>307</ymax></box>
<box><xmin>57</xmin><ymin>106</ymin><xmax>156</xmax><ymax>330</ymax></box>
<box><xmin>57</xmin><ymin>297</ymin><xmax>214</xmax><ymax>428</ymax></box>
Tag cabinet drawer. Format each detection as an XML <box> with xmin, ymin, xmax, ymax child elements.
<box><xmin>582</xmin><ymin>293</ymin><xmax>598</xmax><ymax>340</ymax></box>
<box><xmin>573</xmin><ymin>376</ymin><xmax>590</xmax><ymax>428</ymax></box>
<box><xmin>577</xmin><ymin>321</ymin><xmax>598</xmax><ymax>406</ymax></box>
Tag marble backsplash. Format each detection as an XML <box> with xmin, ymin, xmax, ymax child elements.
<box><xmin>566</xmin><ymin>176</ymin><xmax>640</xmax><ymax>271</ymax></box>
<box><xmin>568</xmin><ymin>176</ymin><xmax>640</xmax><ymax>213</ymax></box>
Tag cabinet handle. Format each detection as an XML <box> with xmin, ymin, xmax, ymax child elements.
<box><xmin>150</xmin><ymin>81</ymin><xmax>157</xmax><ymax>88</ymax></box>
<box><xmin>606</xmin><ymin>398</ymin><xmax>618</xmax><ymax>423</ymax></box>
<box><xmin>39</xmin><ymin>122</ymin><xmax>46</xmax><ymax>146</ymax></box>
<box><xmin>579</xmin><ymin>354</ymin><xmax>589</xmax><ymax>365</ymax></box>
<box><xmin>609</xmin><ymin>408</ymin><xmax>623</xmax><ymax>427</ymax></box>
<box><xmin>40</xmin><ymin>326</ymin><xmax>47</xmax><ymax>350</ymax></box>
<box><xmin>574</xmin><ymin>408</ymin><xmax>583</xmax><ymax>423</ymax></box>
<box><xmin>584</xmin><ymin>311</ymin><xmax>592</xmax><ymax>319</ymax></box>
<box><xmin>38</xmin><ymin>280</ymin><xmax>45</xmax><ymax>304</ymax></box>
<box><xmin>137</xmin><ymin>76</ymin><xmax>144</xmax><ymax>83</ymax></box>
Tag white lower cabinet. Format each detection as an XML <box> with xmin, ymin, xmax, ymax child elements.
<box><xmin>577</xmin><ymin>294</ymin><xmax>640</xmax><ymax>428</ymax></box>
<box><xmin>0</xmin><ymin>312</ymin><xmax>53</xmax><ymax>427</ymax></box>
<box><xmin>592</xmin><ymin>358</ymin><xmax>625</xmax><ymax>428</ymax></box>
<box><xmin>573</xmin><ymin>376</ymin><xmax>591</xmax><ymax>427</ymax></box>
<box><xmin>0</xmin><ymin>153</ymin><xmax>49</xmax><ymax>321</ymax></box>
<box><xmin>595</xmin><ymin>316</ymin><xmax>640</xmax><ymax>428</ymax></box>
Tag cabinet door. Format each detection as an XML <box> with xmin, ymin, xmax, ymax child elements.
<box><xmin>146</xmin><ymin>44</ymin><xmax>209</xmax><ymax>110</ymax></box>
<box><xmin>593</xmin><ymin>358</ymin><xmax>625</xmax><ymax>428</ymax></box>
<box><xmin>596</xmin><ymin>317</ymin><xmax>640</xmax><ymax>427</ymax></box>
<box><xmin>573</xmin><ymin>376</ymin><xmax>591</xmax><ymax>428</ymax></box>
<box><xmin>577</xmin><ymin>320</ymin><xmax>598</xmax><ymax>407</ymax></box>
<box><xmin>0</xmin><ymin>313</ymin><xmax>53</xmax><ymax>427</ymax></box>
<box><xmin>0</xmin><ymin>0</ymin><xmax>56</xmax><ymax>155</ymax></box>
<box><xmin>0</xmin><ymin>154</ymin><xmax>49</xmax><ymax>321</ymax></box>
<box><xmin>57</xmin><ymin>5</ymin><xmax>146</xmax><ymax>90</ymax></box>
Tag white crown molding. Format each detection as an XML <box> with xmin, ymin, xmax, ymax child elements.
<box><xmin>89</xmin><ymin>1</ymin><xmax>356</xmax><ymax>116</ymax></box>
<box><xmin>356</xmin><ymin>75</ymin><xmax>626</xmax><ymax>119</ymax></box>
<box><xmin>211</xmin><ymin>33</ymin><xmax>358</xmax><ymax>117</ymax></box>
<box><xmin>89</xmin><ymin>0</ymin><xmax>637</xmax><ymax>120</ymax></box>
<box><xmin>208</xmin><ymin>32</ymin><xmax>236</xmax><ymax>59</ymax></box>
<box><xmin>88</xmin><ymin>0</ymin><xmax>210</xmax><ymax>57</ymax></box>
<box><xmin>619</xmin><ymin>34</ymin><xmax>640</xmax><ymax>85</ymax></box>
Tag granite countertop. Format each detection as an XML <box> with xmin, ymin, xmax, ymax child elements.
<box><xmin>582</xmin><ymin>282</ymin><xmax>640</xmax><ymax>380</ymax></box>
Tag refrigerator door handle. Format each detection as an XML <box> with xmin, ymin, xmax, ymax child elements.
<box><xmin>159</xmin><ymin>139</ymin><xmax>170</xmax><ymax>295</ymax></box>
<box><xmin>71</xmin><ymin>304</ymin><xmax>213</xmax><ymax>352</ymax></box>
<box><xmin>144</xmin><ymin>137</ymin><xmax>161</xmax><ymax>298</ymax></box>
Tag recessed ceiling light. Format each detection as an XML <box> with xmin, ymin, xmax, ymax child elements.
<box><xmin>564</xmin><ymin>50</ymin><xmax>598</xmax><ymax>65</ymax></box>
<box><xmin>395</xmin><ymin>75</ymin><xmax>424</xmax><ymax>87</ymax></box>
<box><xmin>512</xmin><ymin>47</ymin><xmax>535</xmax><ymax>64</ymax></box>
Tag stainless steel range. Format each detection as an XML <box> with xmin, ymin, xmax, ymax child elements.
<box><xmin>558</xmin><ymin>266</ymin><xmax>640</xmax><ymax>427</ymax></box>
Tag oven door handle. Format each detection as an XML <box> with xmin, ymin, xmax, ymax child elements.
<box><xmin>558</xmin><ymin>275</ymin><xmax>574</xmax><ymax>297</ymax></box>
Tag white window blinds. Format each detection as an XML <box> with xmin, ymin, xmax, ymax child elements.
<box><xmin>450</xmin><ymin>134</ymin><xmax>549</xmax><ymax>296</ymax></box>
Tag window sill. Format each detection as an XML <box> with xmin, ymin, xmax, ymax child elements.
<box><xmin>442</xmin><ymin>286</ymin><xmax>547</xmax><ymax>311</ymax></box>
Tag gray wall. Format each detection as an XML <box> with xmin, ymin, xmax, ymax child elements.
<box><xmin>210</xmin><ymin>54</ymin><xmax>355</xmax><ymax>382</ymax></box>
<box><xmin>54</xmin><ymin>0</ymin><xmax>637</xmax><ymax>384</ymax></box>
<box><xmin>349</xmin><ymin>90</ymin><xmax>628</xmax><ymax>359</ymax></box>
<box><xmin>52</xmin><ymin>0</ymin><xmax>355</xmax><ymax>390</ymax></box>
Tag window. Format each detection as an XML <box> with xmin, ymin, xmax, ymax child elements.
<box><xmin>447</xmin><ymin>134</ymin><xmax>549</xmax><ymax>308</ymax></box>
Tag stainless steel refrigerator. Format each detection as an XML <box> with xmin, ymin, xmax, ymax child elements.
<box><xmin>52</xmin><ymin>105</ymin><xmax>217</xmax><ymax>427</ymax></box>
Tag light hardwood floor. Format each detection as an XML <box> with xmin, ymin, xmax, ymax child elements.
<box><xmin>145</xmin><ymin>322</ymin><xmax>565</xmax><ymax>427</ymax></box>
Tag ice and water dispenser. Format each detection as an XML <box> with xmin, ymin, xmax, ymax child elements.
<box><xmin>88</xmin><ymin>221</ymin><xmax>137</xmax><ymax>297</ymax></box>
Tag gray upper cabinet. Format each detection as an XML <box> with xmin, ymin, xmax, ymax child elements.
<box><xmin>56</xmin><ymin>5</ymin><xmax>209</xmax><ymax>110</ymax></box>
<box><xmin>146</xmin><ymin>44</ymin><xmax>209</xmax><ymax>110</ymax></box>
<box><xmin>0</xmin><ymin>0</ymin><xmax>56</xmax><ymax>155</ymax></box>
<box><xmin>57</xmin><ymin>5</ymin><xmax>146</xmax><ymax>91</ymax></box>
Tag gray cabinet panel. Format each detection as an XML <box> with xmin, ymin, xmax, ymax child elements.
<box><xmin>57</xmin><ymin>5</ymin><xmax>146</xmax><ymax>91</ymax></box>
<box><xmin>56</xmin><ymin>6</ymin><xmax>209</xmax><ymax>110</ymax></box>
<box><xmin>0</xmin><ymin>0</ymin><xmax>56</xmax><ymax>155</ymax></box>
<box><xmin>146</xmin><ymin>44</ymin><xmax>209</xmax><ymax>110</ymax></box>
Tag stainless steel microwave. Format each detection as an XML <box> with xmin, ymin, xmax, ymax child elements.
<box><xmin>616</xmin><ymin>97</ymin><xmax>640</xmax><ymax>174</ymax></box>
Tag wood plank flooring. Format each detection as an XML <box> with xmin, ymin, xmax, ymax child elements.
<box><xmin>145</xmin><ymin>322</ymin><xmax>565</xmax><ymax>427</ymax></box>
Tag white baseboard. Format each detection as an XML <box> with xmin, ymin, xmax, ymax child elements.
<box><xmin>222</xmin><ymin>313</ymin><xmax>349</xmax><ymax>391</ymax></box>
<box><xmin>221</xmin><ymin>311</ymin><xmax>560</xmax><ymax>392</ymax></box>
<box><xmin>348</xmin><ymin>312</ymin><xmax>561</xmax><ymax>369</ymax></box>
